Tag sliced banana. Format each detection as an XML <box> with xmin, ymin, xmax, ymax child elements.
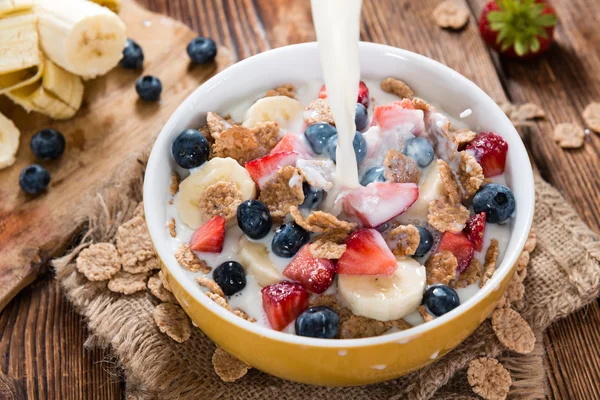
<box><xmin>242</xmin><ymin>96</ymin><xmax>304</xmax><ymax>129</ymax></box>
<box><xmin>0</xmin><ymin>13</ymin><xmax>43</xmax><ymax>95</ymax></box>
<box><xmin>90</xmin><ymin>0</ymin><xmax>121</xmax><ymax>13</ymax></box>
<box><xmin>398</xmin><ymin>161</ymin><xmax>445</xmax><ymax>221</ymax></box>
<box><xmin>338</xmin><ymin>257</ymin><xmax>426</xmax><ymax>321</ymax></box>
<box><xmin>0</xmin><ymin>111</ymin><xmax>20</xmax><ymax>170</ymax></box>
<box><xmin>176</xmin><ymin>157</ymin><xmax>256</xmax><ymax>229</ymax></box>
<box><xmin>0</xmin><ymin>0</ymin><xmax>35</xmax><ymax>17</ymax></box>
<box><xmin>237</xmin><ymin>236</ymin><xmax>283</xmax><ymax>286</ymax></box>
<box><xmin>35</xmin><ymin>0</ymin><xmax>126</xmax><ymax>79</ymax></box>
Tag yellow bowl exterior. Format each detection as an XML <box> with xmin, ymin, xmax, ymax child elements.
<box><xmin>158</xmin><ymin>255</ymin><xmax>518</xmax><ymax>386</ymax></box>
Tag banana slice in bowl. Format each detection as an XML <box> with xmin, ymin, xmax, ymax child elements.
<box><xmin>242</xmin><ymin>95</ymin><xmax>304</xmax><ymax>129</ymax></box>
<box><xmin>176</xmin><ymin>157</ymin><xmax>256</xmax><ymax>229</ymax></box>
<box><xmin>399</xmin><ymin>161</ymin><xmax>445</xmax><ymax>221</ymax></box>
<box><xmin>237</xmin><ymin>236</ymin><xmax>283</xmax><ymax>286</ymax></box>
<box><xmin>338</xmin><ymin>257</ymin><xmax>426</xmax><ymax>321</ymax></box>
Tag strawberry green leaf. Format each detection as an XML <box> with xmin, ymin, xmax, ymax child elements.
<box><xmin>530</xmin><ymin>37</ymin><xmax>541</xmax><ymax>52</ymax></box>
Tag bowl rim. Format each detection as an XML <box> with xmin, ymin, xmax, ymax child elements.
<box><xmin>144</xmin><ymin>41</ymin><xmax>535</xmax><ymax>349</ymax></box>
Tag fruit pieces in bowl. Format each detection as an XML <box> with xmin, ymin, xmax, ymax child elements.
<box><xmin>165</xmin><ymin>78</ymin><xmax>517</xmax><ymax>339</ymax></box>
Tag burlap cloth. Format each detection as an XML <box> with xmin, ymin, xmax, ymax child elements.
<box><xmin>52</xmin><ymin>159</ymin><xmax>600</xmax><ymax>400</ymax></box>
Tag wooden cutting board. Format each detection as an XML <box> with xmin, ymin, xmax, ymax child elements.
<box><xmin>0</xmin><ymin>0</ymin><xmax>233</xmax><ymax>311</ymax></box>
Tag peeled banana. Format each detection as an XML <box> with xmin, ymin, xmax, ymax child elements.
<box><xmin>90</xmin><ymin>0</ymin><xmax>121</xmax><ymax>13</ymax></box>
<box><xmin>0</xmin><ymin>112</ymin><xmax>20</xmax><ymax>170</ymax></box>
<box><xmin>0</xmin><ymin>0</ymin><xmax>35</xmax><ymax>17</ymax></box>
<box><xmin>242</xmin><ymin>96</ymin><xmax>304</xmax><ymax>129</ymax></box>
<box><xmin>399</xmin><ymin>161</ymin><xmax>445</xmax><ymax>221</ymax></box>
<box><xmin>6</xmin><ymin>58</ymin><xmax>84</xmax><ymax>120</ymax></box>
<box><xmin>0</xmin><ymin>13</ymin><xmax>43</xmax><ymax>95</ymax></box>
<box><xmin>338</xmin><ymin>257</ymin><xmax>426</xmax><ymax>321</ymax></box>
<box><xmin>34</xmin><ymin>0</ymin><xmax>126</xmax><ymax>79</ymax></box>
<box><xmin>237</xmin><ymin>236</ymin><xmax>283</xmax><ymax>286</ymax></box>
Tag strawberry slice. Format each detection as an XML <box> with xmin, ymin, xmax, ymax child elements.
<box><xmin>337</xmin><ymin>229</ymin><xmax>397</xmax><ymax>276</ymax></box>
<box><xmin>245</xmin><ymin>150</ymin><xmax>299</xmax><ymax>188</ymax></box>
<box><xmin>270</xmin><ymin>133</ymin><xmax>313</xmax><ymax>159</ymax></box>
<box><xmin>283</xmin><ymin>245</ymin><xmax>336</xmax><ymax>294</ymax></box>
<box><xmin>436</xmin><ymin>232</ymin><xmax>474</xmax><ymax>273</ymax></box>
<box><xmin>464</xmin><ymin>212</ymin><xmax>486</xmax><ymax>252</ymax></box>
<box><xmin>465</xmin><ymin>132</ymin><xmax>508</xmax><ymax>178</ymax></box>
<box><xmin>189</xmin><ymin>216</ymin><xmax>225</xmax><ymax>253</ymax></box>
<box><xmin>371</xmin><ymin>100</ymin><xmax>420</xmax><ymax>131</ymax></box>
<box><xmin>261</xmin><ymin>281</ymin><xmax>309</xmax><ymax>331</ymax></box>
<box><xmin>319</xmin><ymin>80</ymin><xmax>370</xmax><ymax>108</ymax></box>
<box><xmin>342</xmin><ymin>182</ymin><xmax>418</xmax><ymax>228</ymax></box>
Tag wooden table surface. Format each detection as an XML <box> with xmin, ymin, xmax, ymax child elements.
<box><xmin>1</xmin><ymin>0</ymin><xmax>599</xmax><ymax>398</ymax></box>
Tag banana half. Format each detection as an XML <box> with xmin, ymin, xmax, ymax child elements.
<box><xmin>0</xmin><ymin>13</ymin><xmax>44</xmax><ymax>95</ymax></box>
<box><xmin>7</xmin><ymin>58</ymin><xmax>84</xmax><ymax>120</ymax></box>
<box><xmin>0</xmin><ymin>111</ymin><xmax>20</xmax><ymax>170</ymax></box>
<box><xmin>242</xmin><ymin>96</ymin><xmax>304</xmax><ymax>129</ymax></box>
<box><xmin>176</xmin><ymin>157</ymin><xmax>257</xmax><ymax>229</ymax></box>
<box><xmin>237</xmin><ymin>236</ymin><xmax>283</xmax><ymax>286</ymax></box>
<box><xmin>338</xmin><ymin>257</ymin><xmax>426</xmax><ymax>321</ymax></box>
<box><xmin>0</xmin><ymin>0</ymin><xmax>35</xmax><ymax>17</ymax></box>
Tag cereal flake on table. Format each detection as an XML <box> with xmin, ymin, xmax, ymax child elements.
<box><xmin>467</xmin><ymin>357</ymin><xmax>512</xmax><ymax>400</ymax></box>
<box><xmin>384</xmin><ymin>149</ymin><xmax>420</xmax><ymax>184</ymax></box>
<box><xmin>426</xmin><ymin>250</ymin><xmax>458</xmax><ymax>285</ymax></box>
<box><xmin>198</xmin><ymin>181</ymin><xmax>243</xmax><ymax>223</ymax></box>
<box><xmin>259</xmin><ymin>166</ymin><xmax>305</xmax><ymax>218</ymax></box>
<box><xmin>148</xmin><ymin>273</ymin><xmax>177</xmax><ymax>303</ymax></box>
<box><xmin>159</xmin><ymin>270</ymin><xmax>172</xmax><ymax>293</ymax></box>
<box><xmin>438</xmin><ymin>159</ymin><xmax>462</xmax><ymax>204</ymax></box>
<box><xmin>552</xmin><ymin>123</ymin><xmax>585</xmax><ymax>148</ymax></box>
<box><xmin>511</xmin><ymin>102</ymin><xmax>546</xmax><ymax>121</ymax></box>
<box><xmin>169</xmin><ymin>172</ymin><xmax>180</xmax><ymax>196</ymax></box>
<box><xmin>432</xmin><ymin>0</ymin><xmax>470</xmax><ymax>30</ymax></box>
<box><xmin>582</xmin><ymin>102</ymin><xmax>600</xmax><ymax>133</ymax></box>
<box><xmin>480</xmin><ymin>239</ymin><xmax>499</xmax><ymax>288</ymax></box>
<box><xmin>524</xmin><ymin>228</ymin><xmax>537</xmax><ymax>253</ymax></box>
<box><xmin>387</xmin><ymin>224</ymin><xmax>420</xmax><ymax>257</ymax></box>
<box><xmin>76</xmin><ymin>242</ymin><xmax>121</xmax><ymax>281</ymax></box>
<box><xmin>497</xmin><ymin>273</ymin><xmax>525</xmax><ymax>309</ymax></box>
<box><xmin>418</xmin><ymin>305</ymin><xmax>434</xmax><ymax>322</ymax></box>
<box><xmin>452</xmin><ymin>258</ymin><xmax>481</xmax><ymax>288</ymax></box>
<box><xmin>168</xmin><ymin>217</ymin><xmax>176</xmax><ymax>238</ymax></box>
<box><xmin>116</xmin><ymin>215</ymin><xmax>155</xmax><ymax>269</ymax></box>
<box><xmin>427</xmin><ymin>198</ymin><xmax>470</xmax><ymax>233</ymax></box>
<box><xmin>212</xmin><ymin>347</ymin><xmax>251</xmax><ymax>382</ymax></box>
<box><xmin>380</xmin><ymin>77</ymin><xmax>414</xmax><ymax>99</ymax></box>
<box><xmin>108</xmin><ymin>270</ymin><xmax>149</xmax><ymax>295</ymax></box>
<box><xmin>265</xmin><ymin>84</ymin><xmax>296</xmax><ymax>99</ymax></box>
<box><xmin>196</xmin><ymin>275</ymin><xmax>225</xmax><ymax>298</ymax></box>
<box><xmin>304</xmin><ymin>98</ymin><xmax>335</xmax><ymax>125</ymax></box>
<box><xmin>122</xmin><ymin>255</ymin><xmax>160</xmax><ymax>274</ymax></box>
<box><xmin>491</xmin><ymin>307</ymin><xmax>535</xmax><ymax>354</ymax></box>
<box><xmin>133</xmin><ymin>201</ymin><xmax>145</xmax><ymax>218</ymax></box>
<box><xmin>175</xmin><ymin>244</ymin><xmax>211</xmax><ymax>273</ymax></box>
<box><xmin>153</xmin><ymin>303</ymin><xmax>192</xmax><ymax>343</ymax></box>
<box><xmin>516</xmin><ymin>250</ymin><xmax>530</xmax><ymax>275</ymax></box>
<box><xmin>459</xmin><ymin>151</ymin><xmax>484</xmax><ymax>198</ymax></box>
<box><xmin>451</xmin><ymin>128</ymin><xmax>477</xmax><ymax>147</ymax></box>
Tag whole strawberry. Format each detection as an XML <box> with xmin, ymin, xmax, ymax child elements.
<box><xmin>479</xmin><ymin>0</ymin><xmax>558</xmax><ymax>58</ymax></box>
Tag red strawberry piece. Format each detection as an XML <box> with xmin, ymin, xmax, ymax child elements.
<box><xmin>342</xmin><ymin>182</ymin><xmax>419</xmax><ymax>228</ymax></box>
<box><xmin>371</xmin><ymin>100</ymin><xmax>419</xmax><ymax>131</ymax></box>
<box><xmin>436</xmin><ymin>232</ymin><xmax>474</xmax><ymax>273</ymax></box>
<box><xmin>465</xmin><ymin>132</ymin><xmax>508</xmax><ymax>178</ymax></box>
<box><xmin>479</xmin><ymin>0</ymin><xmax>558</xmax><ymax>58</ymax></box>
<box><xmin>318</xmin><ymin>80</ymin><xmax>370</xmax><ymax>108</ymax></box>
<box><xmin>270</xmin><ymin>133</ymin><xmax>314</xmax><ymax>159</ymax></box>
<box><xmin>337</xmin><ymin>229</ymin><xmax>397</xmax><ymax>276</ymax></box>
<box><xmin>464</xmin><ymin>212</ymin><xmax>486</xmax><ymax>252</ymax></box>
<box><xmin>189</xmin><ymin>215</ymin><xmax>225</xmax><ymax>253</ymax></box>
<box><xmin>261</xmin><ymin>281</ymin><xmax>309</xmax><ymax>331</ymax></box>
<box><xmin>245</xmin><ymin>150</ymin><xmax>299</xmax><ymax>188</ymax></box>
<box><xmin>283</xmin><ymin>245</ymin><xmax>336</xmax><ymax>294</ymax></box>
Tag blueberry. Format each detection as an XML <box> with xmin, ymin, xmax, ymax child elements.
<box><xmin>271</xmin><ymin>222</ymin><xmax>310</xmax><ymax>258</ymax></box>
<box><xmin>171</xmin><ymin>129</ymin><xmax>210</xmax><ymax>169</ymax></box>
<box><xmin>327</xmin><ymin>133</ymin><xmax>367</xmax><ymax>164</ymax></box>
<box><xmin>472</xmin><ymin>184</ymin><xmax>516</xmax><ymax>224</ymax></box>
<box><xmin>19</xmin><ymin>164</ymin><xmax>50</xmax><ymax>194</ymax></box>
<box><xmin>237</xmin><ymin>200</ymin><xmax>272</xmax><ymax>239</ymax></box>
<box><xmin>213</xmin><ymin>261</ymin><xmax>246</xmax><ymax>296</ymax></box>
<box><xmin>355</xmin><ymin>103</ymin><xmax>369</xmax><ymax>131</ymax></box>
<box><xmin>414</xmin><ymin>226</ymin><xmax>434</xmax><ymax>257</ymax></box>
<box><xmin>136</xmin><ymin>75</ymin><xmax>162</xmax><ymax>101</ymax></box>
<box><xmin>30</xmin><ymin>128</ymin><xmax>65</xmax><ymax>160</ymax></box>
<box><xmin>304</xmin><ymin>123</ymin><xmax>337</xmax><ymax>154</ymax></box>
<box><xmin>360</xmin><ymin>166</ymin><xmax>386</xmax><ymax>186</ymax></box>
<box><xmin>187</xmin><ymin>37</ymin><xmax>218</xmax><ymax>64</ymax></box>
<box><xmin>119</xmin><ymin>39</ymin><xmax>144</xmax><ymax>69</ymax></box>
<box><xmin>403</xmin><ymin>137</ymin><xmax>434</xmax><ymax>168</ymax></box>
<box><xmin>423</xmin><ymin>284</ymin><xmax>460</xmax><ymax>317</ymax></box>
<box><xmin>295</xmin><ymin>306</ymin><xmax>340</xmax><ymax>339</ymax></box>
<box><xmin>300</xmin><ymin>182</ymin><xmax>325</xmax><ymax>210</ymax></box>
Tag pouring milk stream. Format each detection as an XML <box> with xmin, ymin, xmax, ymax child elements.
<box><xmin>311</xmin><ymin>0</ymin><xmax>363</xmax><ymax>213</ymax></box>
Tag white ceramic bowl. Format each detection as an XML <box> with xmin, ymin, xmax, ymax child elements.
<box><xmin>144</xmin><ymin>42</ymin><xmax>534</xmax><ymax>386</ymax></box>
